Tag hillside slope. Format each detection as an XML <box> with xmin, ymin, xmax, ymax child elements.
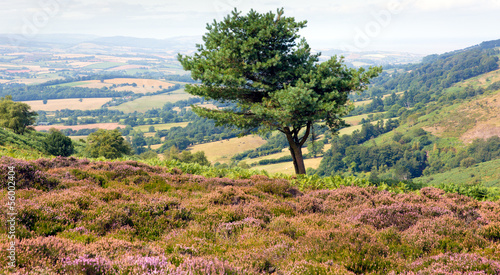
<box><xmin>419</xmin><ymin>73</ymin><xmax>500</xmax><ymax>143</ymax></box>
<box><xmin>0</xmin><ymin>128</ymin><xmax>49</xmax><ymax>159</ymax></box>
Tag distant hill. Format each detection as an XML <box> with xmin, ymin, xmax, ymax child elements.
<box><xmin>0</xmin><ymin>33</ymin><xmax>423</xmax><ymax>65</ymax></box>
<box><xmin>316</xmin><ymin>38</ymin><xmax>500</xmax><ymax>181</ymax></box>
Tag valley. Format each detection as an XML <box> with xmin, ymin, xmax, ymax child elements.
<box><xmin>1</xmin><ymin>32</ymin><xmax>500</xmax><ymax>274</ymax></box>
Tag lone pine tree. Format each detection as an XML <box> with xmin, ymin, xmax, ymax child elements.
<box><xmin>178</xmin><ymin>8</ymin><xmax>381</xmax><ymax>174</ymax></box>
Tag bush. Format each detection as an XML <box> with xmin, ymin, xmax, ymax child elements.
<box><xmin>45</xmin><ymin>129</ymin><xmax>74</xmax><ymax>157</ymax></box>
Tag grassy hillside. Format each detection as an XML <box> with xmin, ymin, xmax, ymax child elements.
<box><xmin>108</xmin><ymin>89</ymin><xmax>196</xmax><ymax>113</ymax></box>
<box><xmin>0</xmin><ymin>128</ymin><xmax>49</xmax><ymax>159</ymax></box>
<box><xmin>0</xmin><ymin>157</ymin><xmax>499</xmax><ymax>274</ymax></box>
<box><xmin>414</xmin><ymin>85</ymin><xmax>500</xmax><ymax>143</ymax></box>
<box><xmin>415</xmin><ymin>158</ymin><xmax>500</xmax><ymax>187</ymax></box>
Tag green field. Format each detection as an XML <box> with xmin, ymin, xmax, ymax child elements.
<box><xmin>414</xmin><ymin>158</ymin><xmax>500</xmax><ymax>187</ymax></box>
<box><xmin>109</xmin><ymin>89</ymin><xmax>196</xmax><ymax>113</ymax></box>
<box><xmin>83</xmin><ymin>62</ymin><xmax>126</xmax><ymax>69</ymax></box>
<box><xmin>133</xmin><ymin>122</ymin><xmax>190</xmax><ymax>132</ymax></box>
<box><xmin>57</xmin><ymin>81</ymin><xmax>92</xmax><ymax>87</ymax></box>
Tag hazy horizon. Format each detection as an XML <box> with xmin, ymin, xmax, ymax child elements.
<box><xmin>1</xmin><ymin>0</ymin><xmax>500</xmax><ymax>55</ymax></box>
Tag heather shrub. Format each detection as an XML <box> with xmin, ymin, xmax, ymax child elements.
<box><xmin>3</xmin><ymin>156</ymin><xmax>500</xmax><ymax>274</ymax></box>
<box><xmin>34</xmin><ymin>156</ymin><xmax>90</xmax><ymax>169</ymax></box>
<box><xmin>61</xmin><ymin>255</ymin><xmax>113</xmax><ymax>275</ymax></box>
<box><xmin>251</xmin><ymin>175</ymin><xmax>297</xmax><ymax>198</ymax></box>
<box><xmin>355</xmin><ymin>203</ymin><xmax>451</xmax><ymax>231</ymax></box>
<box><xmin>401</xmin><ymin>253</ymin><xmax>500</xmax><ymax>274</ymax></box>
<box><xmin>178</xmin><ymin>257</ymin><xmax>247</xmax><ymax>275</ymax></box>
<box><xmin>0</xmin><ymin>157</ymin><xmax>59</xmax><ymax>190</ymax></box>
<box><xmin>208</xmin><ymin>186</ymin><xmax>253</xmax><ymax>205</ymax></box>
<box><xmin>14</xmin><ymin>236</ymin><xmax>83</xmax><ymax>270</ymax></box>
<box><xmin>285</xmin><ymin>260</ymin><xmax>355</xmax><ymax>275</ymax></box>
<box><xmin>326</xmin><ymin>225</ymin><xmax>394</xmax><ymax>273</ymax></box>
<box><xmin>217</xmin><ymin>217</ymin><xmax>263</xmax><ymax>239</ymax></box>
<box><xmin>268</xmin><ymin>216</ymin><xmax>306</xmax><ymax>241</ymax></box>
<box><xmin>403</xmin><ymin>215</ymin><xmax>487</xmax><ymax>254</ymax></box>
<box><xmin>296</xmin><ymin>195</ymin><xmax>324</xmax><ymax>214</ymax></box>
<box><xmin>479</xmin><ymin>222</ymin><xmax>500</xmax><ymax>241</ymax></box>
<box><xmin>419</xmin><ymin>186</ymin><xmax>445</xmax><ymax>200</ymax></box>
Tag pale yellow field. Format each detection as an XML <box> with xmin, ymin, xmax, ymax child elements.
<box><xmin>353</xmin><ymin>99</ymin><xmax>373</xmax><ymax>107</ymax></box>
<box><xmin>22</xmin><ymin>98</ymin><xmax>113</xmax><ymax>111</ymax></box>
<box><xmin>338</xmin><ymin>124</ymin><xmax>363</xmax><ymax>136</ymax></box>
<box><xmin>188</xmin><ymin>135</ymin><xmax>267</xmax><ymax>164</ymax></box>
<box><xmin>247</xmin><ymin>143</ymin><xmax>332</xmax><ymax>165</ymax></box>
<box><xmin>253</xmin><ymin>157</ymin><xmax>325</xmax><ymax>175</ymax></box>
<box><xmin>68</xmin><ymin>136</ymin><xmax>88</xmax><ymax>141</ymax></box>
<box><xmin>66</xmin><ymin>78</ymin><xmax>176</xmax><ymax>94</ymax></box>
<box><xmin>53</xmin><ymin>54</ymin><xmax>93</xmax><ymax>59</ymax></box>
<box><xmin>150</xmin><ymin>144</ymin><xmax>163</xmax><ymax>150</ymax></box>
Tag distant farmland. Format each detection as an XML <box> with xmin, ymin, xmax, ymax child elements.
<box><xmin>34</xmin><ymin>123</ymin><xmax>126</xmax><ymax>132</ymax></box>
<box><xmin>56</xmin><ymin>78</ymin><xmax>176</xmax><ymax>94</ymax></box>
<box><xmin>82</xmin><ymin>62</ymin><xmax>125</xmax><ymax>69</ymax></box>
<box><xmin>189</xmin><ymin>135</ymin><xmax>267</xmax><ymax>164</ymax></box>
<box><xmin>109</xmin><ymin>89</ymin><xmax>196</xmax><ymax>113</ymax></box>
<box><xmin>22</xmin><ymin>98</ymin><xmax>113</xmax><ymax>111</ymax></box>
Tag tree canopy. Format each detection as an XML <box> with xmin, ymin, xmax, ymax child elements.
<box><xmin>45</xmin><ymin>128</ymin><xmax>74</xmax><ymax>157</ymax></box>
<box><xmin>0</xmin><ymin>95</ymin><xmax>38</xmax><ymax>134</ymax></box>
<box><xmin>178</xmin><ymin>8</ymin><xmax>381</xmax><ymax>174</ymax></box>
<box><xmin>85</xmin><ymin>129</ymin><xmax>131</xmax><ymax>159</ymax></box>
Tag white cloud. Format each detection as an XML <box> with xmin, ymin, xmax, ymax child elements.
<box><xmin>410</xmin><ymin>0</ymin><xmax>500</xmax><ymax>11</ymax></box>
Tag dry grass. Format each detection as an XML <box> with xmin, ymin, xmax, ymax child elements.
<box><xmin>188</xmin><ymin>135</ymin><xmax>267</xmax><ymax>164</ymax></box>
<box><xmin>22</xmin><ymin>98</ymin><xmax>113</xmax><ymax>111</ymax></box>
<box><xmin>456</xmin><ymin>68</ymin><xmax>500</xmax><ymax>88</ymax></box>
<box><xmin>62</xmin><ymin>78</ymin><xmax>176</xmax><ymax>94</ymax></box>
<box><xmin>249</xmin><ymin>143</ymin><xmax>332</xmax><ymax>174</ymax></box>
<box><xmin>252</xmin><ymin>157</ymin><xmax>326</xmax><ymax>175</ymax></box>
<box><xmin>422</xmin><ymin>90</ymin><xmax>500</xmax><ymax>143</ymax></box>
<box><xmin>68</xmin><ymin>136</ymin><xmax>88</xmax><ymax>141</ymax></box>
<box><xmin>353</xmin><ymin>99</ymin><xmax>373</xmax><ymax>107</ymax></box>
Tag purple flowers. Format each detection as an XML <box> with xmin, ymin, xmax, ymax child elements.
<box><xmin>1</xmin><ymin>157</ymin><xmax>499</xmax><ymax>274</ymax></box>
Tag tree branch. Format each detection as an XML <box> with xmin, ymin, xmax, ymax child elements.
<box><xmin>299</xmin><ymin>121</ymin><xmax>312</xmax><ymax>147</ymax></box>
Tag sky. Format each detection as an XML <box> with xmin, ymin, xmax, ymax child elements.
<box><xmin>1</xmin><ymin>0</ymin><xmax>500</xmax><ymax>54</ymax></box>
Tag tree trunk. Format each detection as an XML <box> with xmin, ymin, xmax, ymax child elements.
<box><xmin>284</xmin><ymin>123</ymin><xmax>311</xmax><ymax>175</ymax></box>
<box><xmin>288</xmin><ymin>143</ymin><xmax>306</xmax><ymax>174</ymax></box>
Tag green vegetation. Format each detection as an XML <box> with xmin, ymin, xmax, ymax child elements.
<box><xmin>0</xmin><ymin>95</ymin><xmax>38</xmax><ymax>134</ymax></box>
<box><xmin>415</xmin><ymin>158</ymin><xmax>500</xmax><ymax>187</ymax></box>
<box><xmin>163</xmin><ymin>146</ymin><xmax>210</xmax><ymax>166</ymax></box>
<box><xmin>178</xmin><ymin>9</ymin><xmax>381</xmax><ymax>174</ymax></box>
<box><xmin>108</xmin><ymin>89</ymin><xmax>195</xmax><ymax>113</ymax></box>
<box><xmin>0</xmin><ymin>128</ymin><xmax>49</xmax><ymax>159</ymax></box>
<box><xmin>84</xmin><ymin>129</ymin><xmax>131</xmax><ymax>159</ymax></box>
<box><xmin>45</xmin><ymin>128</ymin><xmax>74</xmax><ymax>157</ymax></box>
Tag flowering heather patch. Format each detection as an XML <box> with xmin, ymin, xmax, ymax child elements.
<box><xmin>0</xmin><ymin>157</ymin><xmax>499</xmax><ymax>274</ymax></box>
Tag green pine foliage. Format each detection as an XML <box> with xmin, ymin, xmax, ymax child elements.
<box><xmin>45</xmin><ymin>129</ymin><xmax>74</xmax><ymax>157</ymax></box>
<box><xmin>178</xmin><ymin>8</ymin><xmax>381</xmax><ymax>174</ymax></box>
